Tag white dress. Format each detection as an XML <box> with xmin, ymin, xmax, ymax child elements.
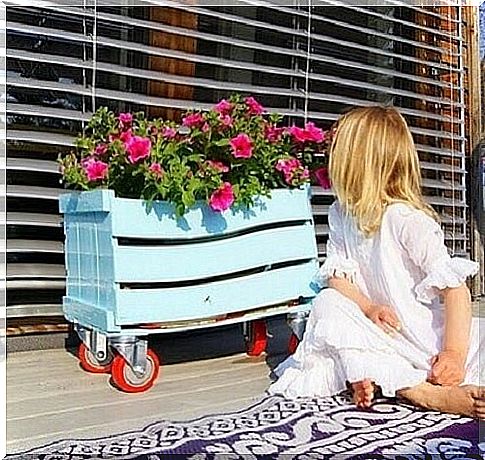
<box><xmin>269</xmin><ymin>201</ymin><xmax>483</xmax><ymax>398</ymax></box>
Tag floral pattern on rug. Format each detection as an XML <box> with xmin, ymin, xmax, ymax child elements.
<box><xmin>7</xmin><ymin>393</ymin><xmax>483</xmax><ymax>459</ymax></box>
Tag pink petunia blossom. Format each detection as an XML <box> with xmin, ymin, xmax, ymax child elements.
<box><xmin>209</xmin><ymin>182</ymin><xmax>234</xmax><ymax>212</ymax></box>
<box><xmin>162</xmin><ymin>127</ymin><xmax>177</xmax><ymax>139</ymax></box>
<box><xmin>314</xmin><ymin>167</ymin><xmax>332</xmax><ymax>189</ymax></box>
<box><xmin>230</xmin><ymin>133</ymin><xmax>253</xmax><ymax>159</ymax></box>
<box><xmin>83</xmin><ymin>158</ymin><xmax>109</xmax><ymax>181</ymax></box>
<box><xmin>120</xmin><ymin>129</ymin><xmax>133</xmax><ymax>143</ymax></box>
<box><xmin>118</xmin><ymin>113</ymin><xmax>133</xmax><ymax>126</ymax></box>
<box><xmin>218</xmin><ymin>114</ymin><xmax>233</xmax><ymax>128</ymax></box>
<box><xmin>149</xmin><ymin>162</ymin><xmax>164</xmax><ymax>178</ymax></box>
<box><xmin>244</xmin><ymin>96</ymin><xmax>264</xmax><ymax>115</ymax></box>
<box><xmin>125</xmin><ymin>136</ymin><xmax>151</xmax><ymax>164</ymax></box>
<box><xmin>206</xmin><ymin>160</ymin><xmax>229</xmax><ymax>173</ymax></box>
<box><xmin>288</xmin><ymin>122</ymin><xmax>325</xmax><ymax>144</ymax></box>
<box><xmin>265</xmin><ymin>125</ymin><xmax>285</xmax><ymax>143</ymax></box>
<box><xmin>304</xmin><ymin>122</ymin><xmax>325</xmax><ymax>143</ymax></box>
<box><xmin>94</xmin><ymin>144</ymin><xmax>108</xmax><ymax>156</ymax></box>
<box><xmin>276</xmin><ymin>158</ymin><xmax>303</xmax><ymax>184</ymax></box>
<box><xmin>276</xmin><ymin>158</ymin><xmax>302</xmax><ymax>175</ymax></box>
<box><xmin>202</xmin><ymin>123</ymin><xmax>210</xmax><ymax>133</ymax></box>
<box><xmin>182</xmin><ymin>112</ymin><xmax>205</xmax><ymax>128</ymax></box>
<box><xmin>214</xmin><ymin>99</ymin><xmax>233</xmax><ymax>114</ymax></box>
<box><xmin>288</xmin><ymin>125</ymin><xmax>308</xmax><ymax>143</ymax></box>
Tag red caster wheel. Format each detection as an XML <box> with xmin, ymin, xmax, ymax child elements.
<box><xmin>288</xmin><ymin>333</ymin><xmax>300</xmax><ymax>355</ymax></box>
<box><xmin>245</xmin><ymin>320</ymin><xmax>268</xmax><ymax>357</ymax></box>
<box><xmin>111</xmin><ymin>349</ymin><xmax>160</xmax><ymax>393</ymax></box>
<box><xmin>78</xmin><ymin>342</ymin><xmax>113</xmax><ymax>374</ymax></box>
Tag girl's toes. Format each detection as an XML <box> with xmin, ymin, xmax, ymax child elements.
<box><xmin>474</xmin><ymin>406</ymin><xmax>485</xmax><ymax>420</ymax></box>
<box><xmin>362</xmin><ymin>395</ymin><xmax>373</xmax><ymax>408</ymax></box>
<box><xmin>468</xmin><ymin>385</ymin><xmax>485</xmax><ymax>401</ymax></box>
<box><xmin>351</xmin><ymin>381</ymin><xmax>366</xmax><ymax>407</ymax></box>
<box><xmin>473</xmin><ymin>397</ymin><xmax>485</xmax><ymax>419</ymax></box>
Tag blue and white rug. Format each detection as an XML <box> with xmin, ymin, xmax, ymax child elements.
<box><xmin>7</xmin><ymin>393</ymin><xmax>483</xmax><ymax>459</ymax></box>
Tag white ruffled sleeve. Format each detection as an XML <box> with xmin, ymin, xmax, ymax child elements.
<box><xmin>397</xmin><ymin>208</ymin><xmax>479</xmax><ymax>304</ymax></box>
<box><xmin>318</xmin><ymin>201</ymin><xmax>359</xmax><ymax>284</ymax></box>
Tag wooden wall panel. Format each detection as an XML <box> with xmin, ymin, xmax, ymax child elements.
<box><xmin>148</xmin><ymin>7</ymin><xmax>198</xmax><ymax>120</ymax></box>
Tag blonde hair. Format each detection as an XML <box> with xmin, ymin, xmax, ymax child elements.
<box><xmin>329</xmin><ymin>105</ymin><xmax>438</xmax><ymax>236</ymax></box>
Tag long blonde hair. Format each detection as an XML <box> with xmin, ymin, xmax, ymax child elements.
<box><xmin>329</xmin><ymin>105</ymin><xmax>438</xmax><ymax>236</ymax></box>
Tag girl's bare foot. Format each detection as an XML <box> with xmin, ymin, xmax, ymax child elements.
<box><xmin>398</xmin><ymin>383</ymin><xmax>485</xmax><ymax>419</ymax></box>
<box><xmin>352</xmin><ymin>379</ymin><xmax>375</xmax><ymax>408</ymax></box>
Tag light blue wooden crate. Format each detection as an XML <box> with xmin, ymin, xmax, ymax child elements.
<box><xmin>60</xmin><ymin>188</ymin><xmax>319</xmax><ymax>333</ymax></box>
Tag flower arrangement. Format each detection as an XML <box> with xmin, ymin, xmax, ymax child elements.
<box><xmin>59</xmin><ymin>94</ymin><xmax>332</xmax><ymax>216</ymax></box>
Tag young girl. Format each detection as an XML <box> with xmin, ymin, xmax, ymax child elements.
<box><xmin>269</xmin><ymin>106</ymin><xmax>484</xmax><ymax>419</ymax></box>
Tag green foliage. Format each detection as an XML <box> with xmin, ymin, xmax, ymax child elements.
<box><xmin>59</xmin><ymin>94</ymin><xmax>331</xmax><ymax>215</ymax></box>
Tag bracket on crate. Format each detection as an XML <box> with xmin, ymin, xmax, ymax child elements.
<box><xmin>287</xmin><ymin>311</ymin><xmax>308</xmax><ymax>341</ymax></box>
<box><xmin>75</xmin><ymin>325</ymin><xmax>109</xmax><ymax>362</ymax></box>
<box><xmin>110</xmin><ymin>336</ymin><xmax>148</xmax><ymax>377</ymax></box>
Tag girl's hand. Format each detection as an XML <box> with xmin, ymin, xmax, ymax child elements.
<box><xmin>365</xmin><ymin>304</ymin><xmax>401</xmax><ymax>335</ymax></box>
<box><xmin>428</xmin><ymin>350</ymin><xmax>465</xmax><ymax>386</ymax></box>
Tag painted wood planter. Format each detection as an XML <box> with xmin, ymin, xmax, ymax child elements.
<box><xmin>59</xmin><ymin>187</ymin><xmax>319</xmax><ymax>392</ymax></box>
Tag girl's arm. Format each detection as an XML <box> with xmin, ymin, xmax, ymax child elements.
<box><xmin>328</xmin><ymin>276</ymin><xmax>373</xmax><ymax>315</ymax></box>
<box><xmin>328</xmin><ymin>276</ymin><xmax>401</xmax><ymax>333</ymax></box>
<box><xmin>429</xmin><ymin>283</ymin><xmax>471</xmax><ymax>386</ymax></box>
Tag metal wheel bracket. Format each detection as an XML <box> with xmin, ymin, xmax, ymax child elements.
<box><xmin>75</xmin><ymin>326</ymin><xmax>109</xmax><ymax>362</ymax></box>
<box><xmin>287</xmin><ymin>311</ymin><xmax>308</xmax><ymax>341</ymax></box>
<box><xmin>110</xmin><ymin>337</ymin><xmax>148</xmax><ymax>377</ymax></box>
<box><xmin>242</xmin><ymin>322</ymin><xmax>250</xmax><ymax>342</ymax></box>
<box><xmin>242</xmin><ymin>320</ymin><xmax>270</xmax><ymax>341</ymax></box>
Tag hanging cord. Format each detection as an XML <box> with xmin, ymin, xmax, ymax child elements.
<box><xmin>303</xmin><ymin>0</ymin><xmax>312</xmax><ymax>124</ymax></box>
<box><xmin>91</xmin><ymin>0</ymin><xmax>98</xmax><ymax>112</ymax></box>
<box><xmin>448</xmin><ymin>4</ymin><xmax>456</xmax><ymax>256</ymax></box>
<box><xmin>82</xmin><ymin>0</ymin><xmax>87</xmax><ymax>131</ymax></box>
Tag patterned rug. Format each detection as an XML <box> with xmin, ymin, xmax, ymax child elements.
<box><xmin>7</xmin><ymin>393</ymin><xmax>483</xmax><ymax>459</ymax></box>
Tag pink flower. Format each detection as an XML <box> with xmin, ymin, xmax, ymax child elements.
<box><xmin>276</xmin><ymin>158</ymin><xmax>301</xmax><ymax>175</ymax></box>
<box><xmin>149</xmin><ymin>163</ymin><xmax>164</xmax><ymax>178</ymax></box>
<box><xmin>288</xmin><ymin>125</ymin><xmax>308</xmax><ymax>143</ymax></box>
<box><xmin>218</xmin><ymin>114</ymin><xmax>233</xmax><ymax>128</ymax></box>
<box><xmin>288</xmin><ymin>122</ymin><xmax>325</xmax><ymax>144</ymax></box>
<box><xmin>276</xmin><ymin>158</ymin><xmax>303</xmax><ymax>184</ymax></box>
<box><xmin>314</xmin><ymin>167</ymin><xmax>332</xmax><ymax>189</ymax></box>
<box><xmin>125</xmin><ymin>136</ymin><xmax>151</xmax><ymax>164</ymax></box>
<box><xmin>202</xmin><ymin>123</ymin><xmax>210</xmax><ymax>133</ymax></box>
<box><xmin>94</xmin><ymin>144</ymin><xmax>108</xmax><ymax>156</ymax></box>
<box><xmin>230</xmin><ymin>133</ymin><xmax>253</xmax><ymax>159</ymax></box>
<box><xmin>162</xmin><ymin>127</ymin><xmax>177</xmax><ymax>139</ymax></box>
<box><xmin>120</xmin><ymin>129</ymin><xmax>133</xmax><ymax>143</ymax></box>
<box><xmin>265</xmin><ymin>125</ymin><xmax>285</xmax><ymax>143</ymax></box>
<box><xmin>305</xmin><ymin>122</ymin><xmax>325</xmax><ymax>143</ymax></box>
<box><xmin>209</xmin><ymin>182</ymin><xmax>235</xmax><ymax>212</ymax></box>
<box><xmin>206</xmin><ymin>160</ymin><xmax>229</xmax><ymax>173</ymax></box>
<box><xmin>244</xmin><ymin>96</ymin><xmax>264</xmax><ymax>115</ymax></box>
<box><xmin>118</xmin><ymin>113</ymin><xmax>133</xmax><ymax>126</ymax></box>
<box><xmin>214</xmin><ymin>99</ymin><xmax>233</xmax><ymax>114</ymax></box>
<box><xmin>83</xmin><ymin>158</ymin><xmax>109</xmax><ymax>181</ymax></box>
<box><xmin>182</xmin><ymin>112</ymin><xmax>205</xmax><ymax>128</ymax></box>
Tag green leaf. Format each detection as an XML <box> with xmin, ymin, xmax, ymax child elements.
<box><xmin>175</xmin><ymin>203</ymin><xmax>186</xmax><ymax>217</ymax></box>
<box><xmin>181</xmin><ymin>190</ymin><xmax>195</xmax><ymax>208</ymax></box>
<box><xmin>214</xmin><ymin>138</ymin><xmax>230</xmax><ymax>147</ymax></box>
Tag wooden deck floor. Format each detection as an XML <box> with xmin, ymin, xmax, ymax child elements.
<box><xmin>7</xmin><ymin>319</ymin><xmax>290</xmax><ymax>455</ymax></box>
<box><xmin>7</xmin><ymin>301</ymin><xmax>484</xmax><ymax>455</ymax></box>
